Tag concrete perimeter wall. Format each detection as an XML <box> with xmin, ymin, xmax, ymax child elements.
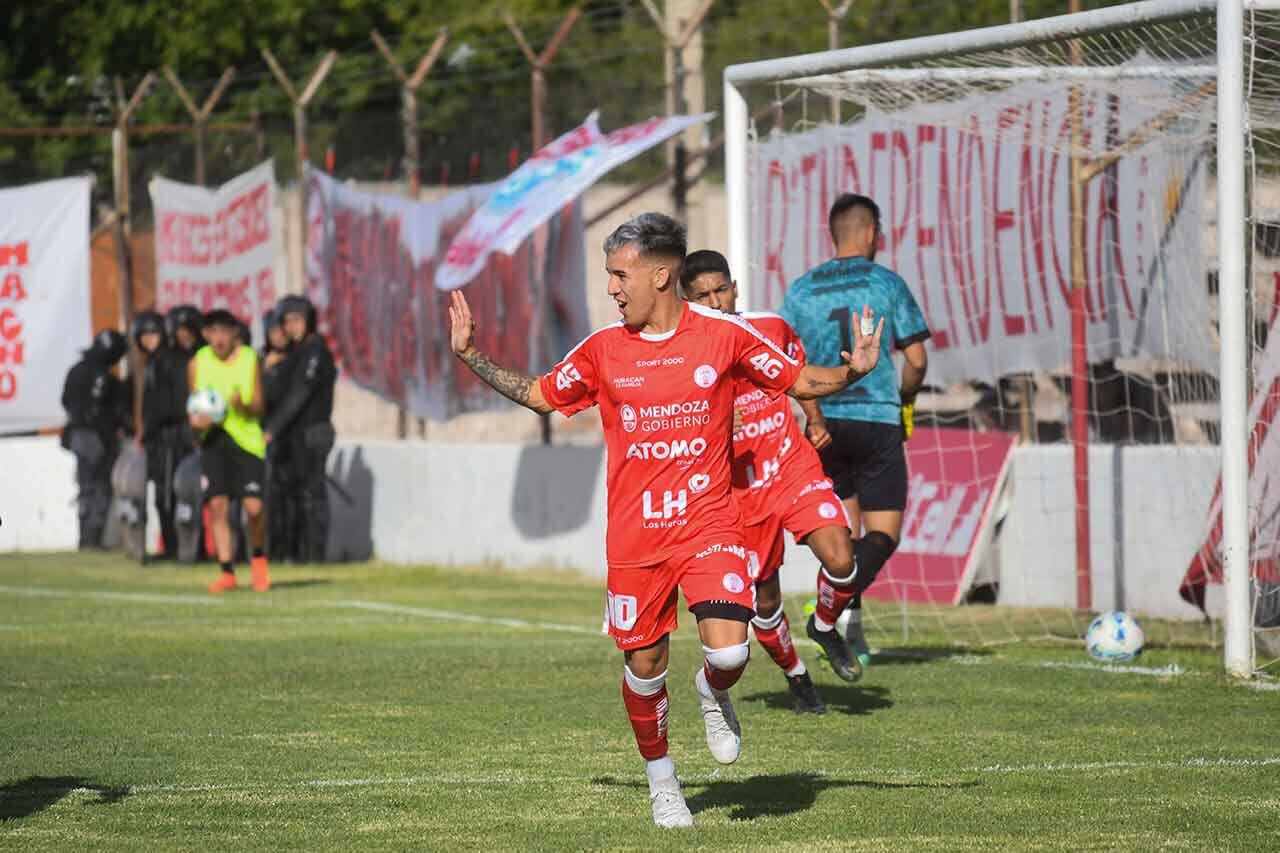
<box><xmin>1</xmin><ymin>437</ymin><xmax>1215</xmax><ymax>620</ymax></box>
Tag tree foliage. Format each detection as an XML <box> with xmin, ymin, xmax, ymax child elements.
<box><xmin>0</xmin><ymin>0</ymin><xmax>1118</xmax><ymax>220</ymax></box>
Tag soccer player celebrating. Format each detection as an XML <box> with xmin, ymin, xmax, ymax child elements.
<box><xmin>779</xmin><ymin>193</ymin><xmax>930</xmax><ymax>681</ymax></box>
<box><xmin>188</xmin><ymin>309</ymin><xmax>271</xmax><ymax>593</ymax></box>
<box><xmin>681</xmin><ymin>249</ymin><xmax>854</xmax><ymax>715</ymax></box>
<box><xmin>449</xmin><ymin>213</ymin><xmax>882</xmax><ymax>828</ymax></box>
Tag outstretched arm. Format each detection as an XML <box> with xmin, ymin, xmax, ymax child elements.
<box><xmin>449</xmin><ymin>291</ymin><xmax>554</xmax><ymax>415</ymax></box>
<box><xmin>788</xmin><ymin>304</ymin><xmax>884</xmax><ymax>400</ymax></box>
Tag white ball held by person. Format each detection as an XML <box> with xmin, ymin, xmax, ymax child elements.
<box><xmin>186</xmin><ymin>388</ymin><xmax>227</xmax><ymax>425</ymax></box>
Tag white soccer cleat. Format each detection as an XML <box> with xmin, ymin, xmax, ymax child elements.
<box><xmin>649</xmin><ymin>775</ymin><xmax>694</xmax><ymax>828</ymax></box>
<box><xmin>694</xmin><ymin>667</ymin><xmax>741</xmax><ymax>765</ymax></box>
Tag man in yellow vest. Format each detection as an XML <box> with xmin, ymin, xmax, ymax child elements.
<box><xmin>187</xmin><ymin>309</ymin><xmax>270</xmax><ymax>593</ymax></box>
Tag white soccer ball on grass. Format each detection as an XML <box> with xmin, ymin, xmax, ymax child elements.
<box><xmin>186</xmin><ymin>388</ymin><xmax>228</xmax><ymax>425</ymax></box>
<box><xmin>1085</xmin><ymin>610</ymin><xmax>1145</xmax><ymax>662</ymax></box>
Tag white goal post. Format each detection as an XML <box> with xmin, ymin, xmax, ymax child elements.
<box><xmin>723</xmin><ymin>0</ymin><xmax>1265</xmax><ymax>677</ymax></box>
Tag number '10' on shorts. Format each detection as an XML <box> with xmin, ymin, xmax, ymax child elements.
<box><xmin>604</xmin><ymin>539</ymin><xmax>756</xmax><ymax>651</ymax></box>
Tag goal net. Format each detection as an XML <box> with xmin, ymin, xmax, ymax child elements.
<box><xmin>725</xmin><ymin>0</ymin><xmax>1280</xmax><ymax>675</ymax></box>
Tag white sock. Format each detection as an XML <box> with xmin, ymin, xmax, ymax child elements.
<box><xmin>847</xmin><ymin>608</ymin><xmax>862</xmax><ymax>624</ymax></box>
<box><xmin>694</xmin><ymin>665</ymin><xmax>714</xmax><ymax>699</ymax></box>
<box><xmin>813</xmin><ymin>614</ymin><xmax>835</xmax><ymax>632</ymax></box>
<box><xmin>646</xmin><ymin>756</ymin><xmax>676</xmax><ymax>787</ymax></box>
<box><xmin>785</xmin><ymin>660</ymin><xmax>807</xmax><ymax>677</ymax></box>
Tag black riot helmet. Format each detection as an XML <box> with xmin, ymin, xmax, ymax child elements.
<box><xmin>261</xmin><ymin>308</ymin><xmax>285</xmax><ymax>354</ymax></box>
<box><xmin>165</xmin><ymin>304</ymin><xmax>203</xmax><ymax>346</ymax></box>
<box><xmin>87</xmin><ymin>328</ymin><xmax>127</xmax><ymax>364</ymax></box>
<box><xmin>131</xmin><ymin>311</ymin><xmax>165</xmax><ymax>349</ymax></box>
<box><xmin>277</xmin><ymin>295</ymin><xmax>317</xmax><ymax>336</ymax></box>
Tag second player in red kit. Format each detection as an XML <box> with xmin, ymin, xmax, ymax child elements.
<box><xmin>449</xmin><ymin>213</ymin><xmax>882</xmax><ymax>828</ymax></box>
<box><xmin>681</xmin><ymin>250</ymin><xmax>854</xmax><ymax>714</ymax></box>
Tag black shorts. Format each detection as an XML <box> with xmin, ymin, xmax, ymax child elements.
<box><xmin>818</xmin><ymin>418</ymin><xmax>908</xmax><ymax>511</ymax></box>
<box><xmin>201</xmin><ymin>428</ymin><xmax>266</xmax><ymax>502</ymax></box>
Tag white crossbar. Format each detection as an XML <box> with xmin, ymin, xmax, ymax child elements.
<box><xmin>789</xmin><ymin>64</ymin><xmax>1218</xmax><ymax>89</ymax></box>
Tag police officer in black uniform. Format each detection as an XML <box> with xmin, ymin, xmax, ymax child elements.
<box><xmin>264</xmin><ymin>296</ymin><xmax>337</xmax><ymax>563</ymax></box>
<box><xmin>165</xmin><ymin>304</ymin><xmax>205</xmax><ymax>562</ymax></box>
<box><xmin>61</xmin><ymin>329</ymin><xmax>129</xmax><ymax>549</ymax></box>
<box><xmin>135</xmin><ymin>310</ymin><xmax>188</xmax><ymax>559</ymax></box>
<box><xmin>166</xmin><ymin>304</ymin><xmax>204</xmax><ymax>361</ymax></box>
<box><xmin>260</xmin><ymin>308</ymin><xmax>296</xmax><ymax>560</ymax></box>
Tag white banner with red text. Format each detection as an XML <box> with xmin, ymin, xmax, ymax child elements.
<box><xmin>305</xmin><ymin>169</ymin><xmax>589</xmax><ymax>421</ymax></box>
<box><xmin>436</xmin><ymin>110</ymin><xmax>712</xmax><ymax>291</ymax></box>
<box><xmin>0</xmin><ymin>177</ymin><xmax>91</xmax><ymax>433</ymax></box>
<box><xmin>751</xmin><ymin>82</ymin><xmax>1211</xmax><ymax>382</ymax></box>
<box><xmin>865</xmin><ymin>427</ymin><xmax>1017</xmax><ymax>606</ymax></box>
<box><xmin>149</xmin><ymin>160</ymin><xmax>277</xmax><ymax>341</ymax></box>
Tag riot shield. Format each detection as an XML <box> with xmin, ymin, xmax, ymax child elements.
<box><xmin>172</xmin><ymin>451</ymin><xmax>205</xmax><ymax>564</ymax></box>
<box><xmin>111</xmin><ymin>443</ymin><xmax>148</xmax><ymax>562</ymax></box>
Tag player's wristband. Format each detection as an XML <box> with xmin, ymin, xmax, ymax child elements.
<box><xmin>901</xmin><ymin>402</ymin><xmax>915</xmax><ymax>440</ymax></box>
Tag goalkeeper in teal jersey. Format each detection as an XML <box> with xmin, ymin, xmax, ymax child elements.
<box><xmin>779</xmin><ymin>193</ymin><xmax>930</xmax><ymax>681</ymax></box>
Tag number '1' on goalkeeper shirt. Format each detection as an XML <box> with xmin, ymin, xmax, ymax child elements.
<box><xmin>778</xmin><ymin>256</ymin><xmax>931</xmax><ymax>426</ymax></box>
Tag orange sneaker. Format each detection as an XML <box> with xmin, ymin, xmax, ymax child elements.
<box><xmin>251</xmin><ymin>556</ymin><xmax>271</xmax><ymax>592</ymax></box>
<box><xmin>208</xmin><ymin>572</ymin><xmax>237</xmax><ymax>594</ymax></box>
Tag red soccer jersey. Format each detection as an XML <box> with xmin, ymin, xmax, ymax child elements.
<box><xmin>731</xmin><ymin>312</ymin><xmax>830</xmax><ymax>525</ymax></box>
<box><xmin>538</xmin><ymin>302</ymin><xmax>805</xmax><ymax>568</ymax></box>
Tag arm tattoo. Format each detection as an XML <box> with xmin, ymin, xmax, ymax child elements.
<box><xmin>791</xmin><ymin>365</ymin><xmax>853</xmax><ymax>399</ymax></box>
<box><xmin>806</xmin><ymin>375</ymin><xmax>846</xmax><ymax>391</ymax></box>
<box><xmin>460</xmin><ymin>348</ymin><xmax>535</xmax><ymax>406</ymax></box>
<box><xmin>805</xmin><ymin>367</ymin><xmax>852</xmax><ymax>391</ymax></box>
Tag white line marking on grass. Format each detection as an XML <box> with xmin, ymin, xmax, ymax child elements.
<box><xmin>120</xmin><ymin>776</ymin><xmax>544</xmax><ymax>794</ymax></box>
<box><xmin>975</xmin><ymin>756</ymin><xmax>1280</xmax><ymax>774</ymax></box>
<box><xmin>1242</xmin><ymin>679</ymin><xmax>1280</xmax><ymax>691</ymax></box>
<box><xmin>333</xmin><ymin>600</ymin><xmax>599</xmax><ymax>635</ymax></box>
<box><xmin>76</xmin><ymin>754</ymin><xmax>1280</xmax><ymax>798</ymax></box>
<box><xmin>1038</xmin><ymin>660</ymin><xmax>1188</xmax><ymax>677</ymax></box>
<box><xmin>805</xmin><ymin>647</ymin><xmax>1190</xmax><ymax>677</ymax></box>
<box><xmin>0</xmin><ymin>584</ymin><xmax>222</xmax><ymax>606</ymax></box>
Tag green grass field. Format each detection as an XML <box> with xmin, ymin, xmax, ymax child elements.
<box><xmin>1</xmin><ymin>553</ymin><xmax>1276</xmax><ymax>851</ymax></box>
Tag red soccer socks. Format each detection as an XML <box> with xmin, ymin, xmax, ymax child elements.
<box><xmin>622</xmin><ymin>666</ymin><xmax>669</xmax><ymax>761</ymax></box>
<box><xmin>752</xmin><ymin>607</ymin><xmax>804</xmax><ymax>676</ymax></box>
<box><xmin>814</xmin><ymin>564</ymin><xmax>858</xmax><ymax>629</ymax></box>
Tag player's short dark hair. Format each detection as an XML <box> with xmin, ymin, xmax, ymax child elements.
<box><xmin>603</xmin><ymin>212</ymin><xmax>687</xmax><ymax>265</ymax></box>
<box><xmin>203</xmin><ymin>308</ymin><xmax>239</xmax><ymax>329</ymax></box>
<box><xmin>828</xmin><ymin>193</ymin><xmax>881</xmax><ymax>243</ymax></box>
<box><xmin>679</xmin><ymin>249</ymin><xmax>733</xmax><ymax>296</ymax></box>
